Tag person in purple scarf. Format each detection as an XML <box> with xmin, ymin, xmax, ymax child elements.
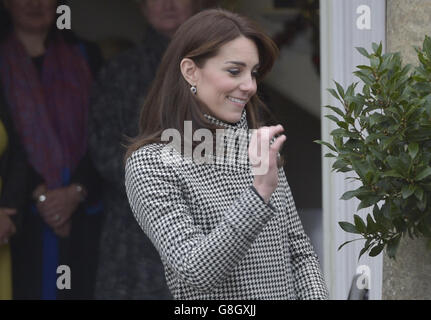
<box><xmin>0</xmin><ymin>0</ymin><xmax>104</xmax><ymax>299</ymax></box>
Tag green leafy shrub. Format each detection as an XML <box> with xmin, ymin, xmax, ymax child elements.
<box><xmin>316</xmin><ymin>36</ymin><xmax>431</xmax><ymax>260</ymax></box>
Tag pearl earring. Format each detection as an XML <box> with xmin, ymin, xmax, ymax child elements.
<box><xmin>190</xmin><ymin>85</ymin><xmax>197</xmax><ymax>95</ymax></box>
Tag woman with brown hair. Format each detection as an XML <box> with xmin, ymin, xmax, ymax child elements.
<box><xmin>125</xmin><ymin>9</ymin><xmax>328</xmax><ymax>299</ymax></box>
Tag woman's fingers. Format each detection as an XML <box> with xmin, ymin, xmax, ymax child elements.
<box><xmin>249</xmin><ymin>124</ymin><xmax>285</xmax><ymax>177</ymax></box>
<box><xmin>250</xmin><ymin>125</ymin><xmax>285</xmax><ymax>160</ymax></box>
<box><xmin>270</xmin><ymin>134</ymin><xmax>286</xmax><ymax>154</ymax></box>
<box><xmin>254</xmin><ymin>125</ymin><xmax>284</xmax><ymax>143</ymax></box>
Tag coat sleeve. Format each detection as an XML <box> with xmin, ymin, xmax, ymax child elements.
<box><xmin>125</xmin><ymin>147</ymin><xmax>276</xmax><ymax>293</ymax></box>
<box><xmin>281</xmin><ymin>175</ymin><xmax>329</xmax><ymax>299</ymax></box>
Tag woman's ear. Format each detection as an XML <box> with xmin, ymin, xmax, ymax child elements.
<box><xmin>180</xmin><ymin>58</ymin><xmax>199</xmax><ymax>87</ymax></box>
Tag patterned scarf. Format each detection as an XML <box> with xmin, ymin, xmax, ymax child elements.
<box><xmin>0</xmin><ymin>32</ymin><xmax>92</xmax><ymax>189</ymax></box>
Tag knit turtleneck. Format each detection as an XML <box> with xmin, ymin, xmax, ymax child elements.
<box><xmin>203</xmin><ymin>108</ymin><xmax>248</xmax><ymax>131</ymax></box>
<box><xmin>197</xmin><ymin>109</ymin><xmax>251</xmax><ymax>172</ymax></box>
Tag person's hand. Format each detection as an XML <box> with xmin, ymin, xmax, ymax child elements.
<box><xmin>36</xmin><ymin>185</ymin><xmax>83</xmax><ymax>230</ymax></box>
<box><xmin>0</xmin><ymin>208</ymin><xmax>17</xmax><ymax>245</ymax></box>
<box><xmin>249</xmin><ymin>125</ymin><xmax>286</xmax><ymax>203</ymax></box>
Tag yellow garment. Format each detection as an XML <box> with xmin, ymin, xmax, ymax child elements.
<box><xmin>0</xmin><ymin>244</ymin><xmax>12</xmax><ymax>300</ymax></box>
<box><xmin>0</xmin><ymin>119</ymin><xmax>12</xmax><ymax>300</ymax></box>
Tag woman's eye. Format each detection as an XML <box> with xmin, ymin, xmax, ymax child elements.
<box><xmin>252</xmin><ymin>70</ymin><xmax>259</xmax><ymax>78</ymax></box>
<box><xmin>228</xmin><ymin>69</ymin><xmax>240</xmax><ymax>76</ymax></box>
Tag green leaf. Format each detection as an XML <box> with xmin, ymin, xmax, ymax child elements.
<box><xmin>423</xmin><ymin>35</ymin><xmax>431</xmax><ymax>59</ymax></box>
<box><xmin>324</xmin><ymin>114</ymin><xmax>340</xmax><ymax>123</ymax></box>
<box><xmin>370</xmin><ymin>56</ymin><xmax>380</xmax><ymax>69</ymax></box>
<box><xmin>334</xmin><ymin>81</ymin><xmax>345</xmax><ymax>99</ymax></box>
<box><xmin>327</xmin><ymin>88</ymin><xmax>342</xmax><ymax>102</ymax></box>
<box><xmin>381</xmin><ymin>170</ymin><xmax>405</xmax><ymax>179</ymax></box>
<box><xmin>314</xmin><ymin>140</ymin><xmax>337</xmax><ymax>152</ymax></box>
<box><xmin>387</xmin><ymin>156</ymin><xmax>406</xmax><ymax>174</ymax></box>
<box><xmin>354</xmin><ymin>215</ymin><xmax>366</xmax><ymax>233</ymax></box>
<box><xmin>323</xmin><ymin>105</ymin><xmax>345</xmax><ymax>117</ymax></box>
<box><xmin>340</xmin><ymin>190</ymin><xmax>357</xmax><ymax>201</ymax></box>
<box><xmin>405</xmin><ymin>104</ymin><xmax>421</xmax><ymax>121</ymax></box>
<box><xmin>362</xmin><ymin>84</ymin><xmax>371</xmax><ymax>97</ymax></box>
<box><xmin>364</xmin><ymin>171</ymin><xmax>374</xmax><ymax>185</ymax></box>
<box><xmin>357</xmin><ymin>197</ymin><xmax>380</xmax><ymax>210</ymax></box>
<box><xmin>339</xmin><ymin>221</ymin><xmax>360</xmax><ymax>234</ymax></box>
<box><xmin>351</xmin><ymin>159</ymin><xmax>370</xmax><ymax>180</ymax></box>
<box><xmin>354</xmin><ymin>71</ymin><xmax>374</xmax><ymax>86</ymax></box>
<box><xmin>369</xmin><ymin>113</ymin><xmax>385</xmax><ymax>126</ymax></box>
<box><xmin>337</xmin><ymin>238</ymin><xmax>363</xmax><ymax>251</ymax></box>
<box><xmin>408</xmin><ymin>143</ymin><xmax>419</xmax><ymax>160</ymax></box>
<box><xmin>402</xmin><ymin>184</ymin><xmax>415</xmax><ymax>199</ymax></box>
<box><xmin>333</xmin><ymin>159</ymin><xmax>350</xmax><ymax>171</ymax></box>
<box><xmin>359</xmin><ymin>246</ymin><xmax>369</xmax><ymax>261</ymax></box>
<box><xmin>415</xmin><ymin>186</ymin><xmax>424</xmax><ymax>201</ymax></box>
<box><xmin>415</xmin><ymin>167</ymin><xmax>431</xmax><ymax>181</ymax></box>
<box><xmin>381</xmin><ymin>136</ymin><xmax>398</xmax><ymax>150</ymax></box>
<box><xmin>369</xmin><ymin>243</ymin><xmax>385</xmax><ymax>257</ymax></box>
<box><xmin>357</xmin><ymin>64</ymin><xmax>374</xmax><ymax>70</ymax></box>
<box><xmin>366</xmin><ymin>214</ymin><xmax>378</xmax><ymax>233</ymax></box>
<box><xmin>324</xmin><ymin>153</ymin><xmax>337</xmax><ymax>158</ymax></box>
<box><xmin>337</xmin><ymin>121</ymin><xmax>349</xmax><ymax>130</ymax></box>
<box><xmin>330</xmin><ymin>128</ymin><xmax>348</xmax><ymax>137</ymax></box>
<box><xmin>376</xmin><ymin>42</ymin><xmax>383</xmax><ymax>56</ymax></box>
<box><xmin>369</xmin><ymin>146</ymin><xmax>385</xmax><ymax>162</ymax></box>
<box><xmin>340</xmin><ymin>188</ymin><xmax>367</xmax><ymax>200</ymax></box>
<box><xmin>346</xmin><ymin>82</ymin><xmax>358</xmax><ymax>98</ymax></box>
<box><xmin>371</xmin><ymin>42</ymin><xmax>383</xmax><ymax>57</ymax></box>
<box><xmin>356</xmin><ymin>46</ymin><xmax>370</xmax><ymax>58</ymax></box>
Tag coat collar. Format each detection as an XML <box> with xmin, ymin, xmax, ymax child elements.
<box><xmin>198</xmin><ymin>109</ymin><xmax>251</xmax><ymax>173</ymax></box>
<box><xmin>203</xmin><ymin>109</ymin><xmax>249</xmax><ymax>131</ymax></box>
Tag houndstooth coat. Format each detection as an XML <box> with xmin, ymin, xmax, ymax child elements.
<box><xmin>125</xmin><ymin>110</ymin><xmax>329</xmax><ymax>300</ymax></box>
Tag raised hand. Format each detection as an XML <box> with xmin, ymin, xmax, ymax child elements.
<box><xmin>249</xmin><ymin>125</ymin><xmax>286</xmax><ymax>203</ymax></box>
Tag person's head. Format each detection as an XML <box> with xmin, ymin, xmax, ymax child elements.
<box><xmin>2</xmin><ymin>0</ymin><xmax>57</xmax><ymax>35</ymax></box>
<box><xmin>180</xmin><ymin>35</ymin><xmax>259</xmax><ymax>124</ymax></box>
<box><xmin>139</xmin><ymin>0</ymin><xmax>198</xmax><ymax>38</ymax></box>
<box><xmin>127</xmin><ymin>9</ymin><xmax>279</xmax><ymax>157</ymax></box>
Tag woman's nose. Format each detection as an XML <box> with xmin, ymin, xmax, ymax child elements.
<box><xmin>239</xmin><ymin>75</ymin><xmax>257</xmax><ymax>93</ymax></box>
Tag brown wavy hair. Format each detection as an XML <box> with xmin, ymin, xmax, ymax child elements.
<box><xmin>126</xmin><ymin>8</ymin><xmax>279</xmax><ymax>159</ymax></box>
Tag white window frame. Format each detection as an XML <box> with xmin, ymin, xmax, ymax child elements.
<box><xmin>320</xmin><ymin>0</ymin><xmax>386</xmax><ymax>300</ymax></box>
